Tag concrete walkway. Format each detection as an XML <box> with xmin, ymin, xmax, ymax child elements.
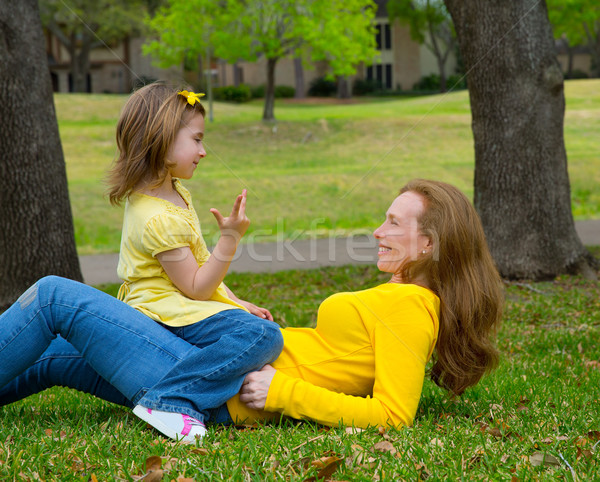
<box><xmin>80</xmin><ymin>220</ymin><xmax>600</xmax><ymax>285</ymax></box>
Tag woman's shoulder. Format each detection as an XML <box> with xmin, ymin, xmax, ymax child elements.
<box><xmin>345</xmin><ymin>283</ymin><xmax>438</xmax><ymax>301</ymax></box>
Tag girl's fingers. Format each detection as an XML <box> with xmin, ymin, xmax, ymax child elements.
<box><xmin>231</xmin><ymin>189</ymin><xmax>247</xmax><ymax>216</ymax></box>
<box><xmin>210</xmin><ymin>208</ymin><xmax>224</xmax><ymax>225</ymax></box>
<box><xmin>239</xmin><ymin>189</ymin><xmax>247</xmax><ymax>216</ymax></box>
<box><xmin>230</xmin><ymin>194</ymin><xmax>243</xmax><ymax>216</ymax></box>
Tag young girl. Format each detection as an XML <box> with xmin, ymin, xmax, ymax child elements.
<box><xmin>104</xmin><ymin>83</ymin><xmax>283</xmax><ymax>442</ymax></box>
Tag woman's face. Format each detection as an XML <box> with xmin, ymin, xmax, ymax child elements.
<box><xmin>373</xmin><ymin>191</ymin><xmax>431</xmax><ymax>277</ymax></box>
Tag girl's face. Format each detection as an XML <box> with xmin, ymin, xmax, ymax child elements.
<box><xmin>373</xmin><ymin>191</ymin><xmax>431</xmax><ymax>277</ymax></box>
<box><xmin>167</xmin><ymin>113</ymin><xmax>206</xmax><ymax>179</ymax></box>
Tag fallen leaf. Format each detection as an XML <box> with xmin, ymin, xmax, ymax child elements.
<box><xmin>145</xmin><ymin>456</ymin><xmax>162</xmax><ymax>472</ymax></box>
<box><xmin>306</xmin><ymin>455</ymin><xmax>342</xmax><ymax>480</ymax></box>
<box><xmin>372</xmin><ymin>441</ymin><xmax>396</xmax><ymax>454</ymax></box>
<box><xmin>576</xmin><ymin>447</ymin><xmax>593</xmax><ymax>460</ymax></box>
<box><xmin>190</xmin><ymin>448</ymin><xmax>210</xmax><ymax>456</ymax></box>
<box><xmin>529</xmin><ymin>452</ymin><xmax>561</xmax><ymax>467</ymax></box>
<box><xmin>587</xmin><ymin>430</ymin><xmax>600</xmax><ymax>441</ymax></box>
<box><xmin>430</xmin><ymin>438</ymin><xmax>444</xmax><ymax>447</ymax></box>
<box><xmin>143</xmin><ymin>470</ymin><xmax>164</xmax><ymax>482</ymax></box>
<box><xmin>345</xmin><ymin>427</ymin><xmax>364</xmax><ymax>435</ymax></box>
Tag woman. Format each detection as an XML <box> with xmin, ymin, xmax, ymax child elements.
<box><xmin>0</xmin><ymin>179</ymin><xmax>503</xmax><ymax>438</ymax></box>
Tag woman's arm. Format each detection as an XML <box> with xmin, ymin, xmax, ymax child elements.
<box><xmin>239</xmin><ymin>299</ymin><xmax>437</xmax><ymax>428</ymax></box>
<box><xmin>157</xmin><ymin>191</ymin><xmax>248</xmax><ymax>301</ymax></box>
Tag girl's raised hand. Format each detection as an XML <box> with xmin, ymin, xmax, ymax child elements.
<box><xmin>210</xmin><ymin>189</ymin><xmax>250</xmax><ymax>241</ymax></box>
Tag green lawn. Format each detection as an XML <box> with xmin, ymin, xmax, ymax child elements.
<box><xmin>59</xmin><ymin>79</ymin><xmax>600</xmax><ymax>254</ymax></box>
<box><xmin>1</xmin><ymin>257</ymin><xmax>599</xmax><ymax>480</ymax></box>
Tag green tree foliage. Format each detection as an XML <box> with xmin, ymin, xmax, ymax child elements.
<box><xmin>144</xmin><ymin>0</ymin><xmax>378</xmax><ymax>121</ymax></box>
<box><xmin>39</xmin><ymin>0</ymin><xmax>151</xmax><ymax>92</ymax></box>
<box><xmin>387</xmin><ymin>0</ymin><xmax>456</xmax><ymax>92</ymax></box>
<box><xmin>546</xmin><ymin>0</ymin><xmax>600</xmax><ymax>77</ymax></box>
<box><xmin>143</xmin><ymin>0</ymin><xmax>216</xmax><ymax>69</ymax></box>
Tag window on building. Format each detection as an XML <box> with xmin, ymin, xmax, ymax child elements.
<box><xmin>366</xmin><ymin>63</ymin><xmax>393</xmax><ymax>90</ymax></box>
<box><xmin>383</xmin><ymin>23</ymin><xmax>391</xmax><ymax>50</ymax></box>
<box><xmin>375</xmin><ymin>23</ymin><xmax>391</xmax><ymax>51</ymax></box>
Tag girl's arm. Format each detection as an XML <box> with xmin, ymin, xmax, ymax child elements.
<box><xmin>157</xmin><ymin>190</ymin><xmax>249</xmax><ymax>301</ymax></box>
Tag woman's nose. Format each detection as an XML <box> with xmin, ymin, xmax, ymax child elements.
<box><xmin>373</xmin><ymin>224</ymin><xmax>384</xmax><ymax>238</ymax></box>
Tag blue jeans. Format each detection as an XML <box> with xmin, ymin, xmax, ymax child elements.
<box><xmin>0</xmin><ymin>276</ymin><xmax>282</xmax><ymax>423</ymax></box>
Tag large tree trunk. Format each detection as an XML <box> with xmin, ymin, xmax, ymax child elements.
<box><xmin>263</xmin><ymin>57</ymin><xmax>278</xmax><ymax>121</ymax></box>
<box><xmin>444</xmin><ymin>0</ymin><xmax>596</xmax><ymax>280</ymax></box>
<box><xmin>0</xmin><ymin>0</ymin><xmax>83</xmax><ymax>311</ymax></box>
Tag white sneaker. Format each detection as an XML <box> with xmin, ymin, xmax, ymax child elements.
<box><xmin>133</xmin><ymin>405</ymin><xmax>206</xmax><ymax>443</ymax></box>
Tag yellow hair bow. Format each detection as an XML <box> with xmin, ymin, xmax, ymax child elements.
<box><xmin>178</xmin><ymin>90</ymin><xmax>205</xmax><ymax>106</ymax></box>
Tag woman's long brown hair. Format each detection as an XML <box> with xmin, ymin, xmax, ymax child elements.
<box><xmin>106</xmin><ymin>82</ymin><xmax>205</xmax><ymax>205</ymax></box>
<box><xmin>399</xmin><ymin>179</ymin><xmax>503</xmax><ymax>395</ymax></box>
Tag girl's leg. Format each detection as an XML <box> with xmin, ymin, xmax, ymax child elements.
<box><xmin>136</xmin><ymin>309</ymin><xmax>283</xmax><ymax>420</ymax></box>
<box><xmin>0</xmin><ymin>276</ymin><xmax>193</xmax><ymax>408</ymax></box>
<box><xmin>0</xmin><ymin>337</ymin><xmax>131</xmax><ymax>407</ymax></box>
<box><xmin>0</xmin><ymin>276</ymin><xmax>282</xmax><ymax>425</ymax></box>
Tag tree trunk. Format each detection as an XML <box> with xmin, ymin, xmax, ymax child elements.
<box><xmin>233</xmin><ymin>62</ymin><xmax>242</xmax><ymax>87</ymax></box>
<box><xmin>0</xmin><ymin>0</ymin><xmax>83</xmax><ymax>311</ymax></box>
<box><xmin>428</xmin><ymin>21</ymin><xmax>448</xmax><ymax>92</ymax></box>
<box><xmin>436</xmin><ymin>54</ymin><xmax>447</xmax><ymax>92</ymax></box>
<box><xmin>293</xmin><ymin>56</ymin><xmax>305</xmax><ymax>99</ymax></box>
<box><xmin>583</xmin><ymin>22</ymin><xmax>600</xmax><ymax>77</ymax></box>
<box><xmin>263</xmin><ymin>57</ymin><xmax>278</xmax><ymax>121</ymax></box>
<box><xmin>444</xmin><ymin>0</ymin><xmax>597</xmax><ymax>280</ymax></box>
<box><xmin>336</xmin><ymin>76</ymin><xmax>350</xmax><ymax>99</ymax></box>
<box><xmin>71</xmin><ymin>33</ymin><xmax>92</xmax><ymax>92</ymax></box>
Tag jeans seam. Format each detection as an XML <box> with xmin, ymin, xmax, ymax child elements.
<box><xmin>38</xmin><ymin>299</ymin><xmax>185</xmax><ymax>363</ymax></box>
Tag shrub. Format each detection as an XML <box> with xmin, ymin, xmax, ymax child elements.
<box><xmin>447</xmin><ymin>74</ymin><xmax>467</xmax><ymax>90</ymax></box>
<box><xmin>251</xmin><ymin>85</ymin><xmax>265</xmax><ymax>98</ymax></box>
<box><xmin>352</xmin><ymin>78</ymin><xmax>382</xmax><ymax>96</ymax></box>
<box><xmin>412</xmin><ymin>73</ymin><xmax>441</xmax><ymax>91</ymax></box>
<box><xmin>308</xmin><ymin>77</ymin><xmax>337</xmax><ymax>97</ymax></box>
<box><xmin>274</xmin><ymin>85</ymin><xmax>295</xmax><ymax>98</ymax></box>
<box><xmin>213</xmin><ymin>84</ymin><xmax>252</xmax><ymax>103</ymax></box>
<box><xmin>567</xmin><ymin>69</ymin><xmax>590</xmax><ymax>79</ymax></box>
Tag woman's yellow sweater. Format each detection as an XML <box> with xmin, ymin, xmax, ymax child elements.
<box><xmin>226</xmin><ymin>283</ymin><xmax>440</xmax><ymax>428</ymax></box>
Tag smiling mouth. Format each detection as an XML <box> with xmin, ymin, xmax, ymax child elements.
<box><xmin>378</xmin><ymin>247</ymin><xmax>392</xmax><ymax>255</ymax></box>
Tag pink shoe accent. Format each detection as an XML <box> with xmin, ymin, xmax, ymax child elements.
<box><xmin>181</xmin><ymin>414</ymin><xmax>204</xmax><ymax>436</ymax></box>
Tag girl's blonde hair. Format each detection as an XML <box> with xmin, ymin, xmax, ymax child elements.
<box><xmin>399</xmin><ymin>179</ymin><xmax>503</xmax><ymax>395</ymax></box>
<box><xmin>107</xmin><ymin>82</ymin><xmax>206</xmax><ymax>205</ymax></box>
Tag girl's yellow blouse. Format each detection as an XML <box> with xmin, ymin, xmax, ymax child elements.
<box><xmin>117</xmin><ymin>180</ymin><xmax>246</xmax><ymax>326</ymax></box>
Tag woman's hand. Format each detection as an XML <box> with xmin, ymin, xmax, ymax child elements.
<box><xmin>210</xmin><ymin>189</ymin><xmax>250</xmax><ymax>242</ymax></box>
<box><xmin>239</xmin><ymin>364</ymin><xmax>276</xmax><ymax>410</ymax></box>
<box><xmin>236</xmin><ymin>299</ymin><xmax>274</xmax><ymax>321</ymax></box>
